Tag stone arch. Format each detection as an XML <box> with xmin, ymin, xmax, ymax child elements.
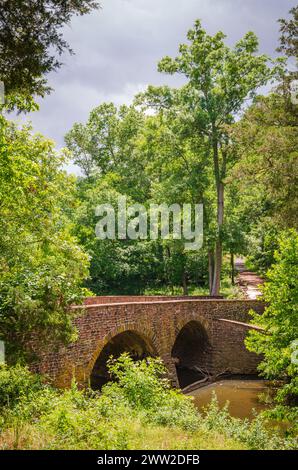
<box><xmin>88</xmin><ymin>323</ymin><xmax>159</xmax><ymax>389</ymax></box>
<box><xmin>171</xmin><ymin>318</ymin><xmax>212</xmax><ymax>388</ymax></box>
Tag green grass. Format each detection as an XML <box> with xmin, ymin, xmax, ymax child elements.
<box><xmin>0</xmin><ymin>414</ymin><xmax>246</xmax><ymax>450</ymax></box>
<box><xmin>144</xmin><ymin>276</ymin><xmax>244</xmax><ymax>299</ymax></box>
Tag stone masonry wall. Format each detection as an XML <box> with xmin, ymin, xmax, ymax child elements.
<box><xmin>84</xmin><ymin>295</ymin><xmax>223</xmax><ymax>305</ymax></box>
<box><xmin>32</xmin><ymin>298</ymin><xmax>264</xmax><ymax>388</ymax></box>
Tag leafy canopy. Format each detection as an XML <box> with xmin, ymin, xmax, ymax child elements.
<box><xmin>0</xmin><ymin>0</ymin><xmax>100</xmax><ymax>109</ymax></box>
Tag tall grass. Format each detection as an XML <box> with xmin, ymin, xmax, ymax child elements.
<box><xmin>0</xmin><ymin>355</ymin><xmax>296</xmax><ymax>450</ymax></box>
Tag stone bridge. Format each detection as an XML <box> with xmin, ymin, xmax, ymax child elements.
<box><xmin>34</xmin><ymin>296</ymin><xmax>264</xmax><ymax>389</ymax></box>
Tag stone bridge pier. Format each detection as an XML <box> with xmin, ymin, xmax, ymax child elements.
<box><xmin>33</xmin><ymin>296</ymin><xmax>264</xmax><ymax>389</ymax></box>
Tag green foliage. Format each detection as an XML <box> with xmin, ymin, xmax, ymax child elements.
<box><xmin>105</xmin><ymin>354</ymin><xmax>199</xmax><ymax>430</ymax></box>
<box><xmin>202</xmin><ymin>395</ymin><xmax>296</xmax><ymax>450</ymax></box>
<box><xmin>278</xmin><ymin>6</ymin><xmax>298</xmax><ymax>59</ymax></box>
<box><xmin>247</xmin><ymin>222</ymin><xmax>280</xmax><ymax>273</ymax></box>
<box><xmin>0</xmin><ymin>364</ymin><xmax>43</xmax><ymax>409</ymax></box>
<box><xmin>72</xmin><ymin>176</ymin><xmax>165</xmax><ymax>294</ymax></box>
<box><xmin>139</xmin><ymin>20</ymin><xmax>282</xmax><ymax>295</ymax></box>
<box><xmin>158</xmin><ymin>21</ymin><xmax>278</xmax><ymax>118</ymax></box>
<box><xmin>65</xmin><ymin>103</ymin><xmax>146</xmax><ymax>191</ymax></box>
<box><xmin>0</xmin><ymin>118</ymin><xmax>90</xmax><ymax>361</ymax></box>
<box><xmin>229</xmin><ymin>87</ymin><xmax>298</xmax><ymax>273</ymax></box>
<box><xmin>66</xmin><ymin>107</ymin><xmax>213</xmax><ymax>295</ymax></box>
<box><xmin>0</xmin><ymin>11</ymin><xmax>296</xmax><ymax>452</ymax></box>
<box><xmin>64</xmin><ymin>20</ymin><xmax>289</xmax><ymax>297</ymax></box>
<box><xmin>246</xmin><ymin>230</ymin><xmax>298</xmax><ymax>428</ymax></box>
<box><xmin>0</xmin><ymin>358</ymin><xmax>296</xmax><ymax>450</ymax></box>
<box><xmin>232</xmin><ymin>93</ymin><xmax>298</xmax><ymax>230</ymax></box>
<box><xmin>0</xmin><ymin>0</ymin><xmax>100</xmax><ymax>109</ymax></box>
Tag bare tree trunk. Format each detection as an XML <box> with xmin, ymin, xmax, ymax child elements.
<box><xmin>208</xmin><ymin>249</ymin><xmax>214</xmax><ymax>295</ymax></box>
<box><xmin>211</xmin><ymin>241</ymin><xmax>222</xmax><ymax>295</ymax></box>
<box><xmin>182</xmin><ymin>271</ymin><xmax>188</xmax><ymax>296</ymax></box>
<box><xmin>164</xmin><ymin>245</ymin><xmax>172</xmax><ymax>291</ymax></box>
<box><xmin>230</xmin><ymin>251</ymin><xmax>235</xmax><ymax>285</ymax></box>
<box><xmin>211</xmin><ymin>181</ymin><xmax>224</xmax><ymax>296</ymax></box>
<box><xmin>209</xmin><ymin>126</ymin><xmax>228</xmax><ymax>296</ymax></box>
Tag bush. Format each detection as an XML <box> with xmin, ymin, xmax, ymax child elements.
<box><xmin>0</xmin><ymin>364</ymin><xmax>43</xmax><ymax>408</ymax></box>
<box><xmin>0</xmin><ymin>357</ymin><xmax>297</xmax><ymax>450</ymax></box>
<box><xmin>246</xmin><ymin>229</ymin><xmax>298</xmax><ymax>429</ymax></box>
<box><xmin>104</xmin><ymin>354</ymin><xmax>199</xmax><ymax>431</ymax></box>
<box><xmin>202</xmin><ymin>395</ymin><xmax>297</xmax><ymax>450</ymax></box>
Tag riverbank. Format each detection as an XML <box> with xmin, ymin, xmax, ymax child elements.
<box><xmin>0</xmin><ymin>359</ymin><xmax>296</xmax><ymax>450</ymax></box>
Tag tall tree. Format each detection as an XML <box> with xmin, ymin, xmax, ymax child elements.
<box><xmin>157</xmin><ymin>20</ymin><xmax>280</xmax><ymax>294</ymax></box>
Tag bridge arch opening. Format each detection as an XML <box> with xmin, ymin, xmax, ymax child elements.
<box><xmin>172</xmin><ymin>320</ymin><xmax>211</xmax><ymax>388</ymax></box>
<box><xmin>90</xmin><ymin>330</ymin><xmax>156</xmax><ymax>390</ymax></box>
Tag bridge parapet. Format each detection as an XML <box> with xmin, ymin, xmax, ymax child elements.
<box><xmin>83</xmin><ymin>295</ymin><xmax>224</xmax><ymax>305</ymax></box>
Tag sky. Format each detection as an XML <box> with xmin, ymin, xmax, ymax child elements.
<box><xmin>11</xmin><ymin>0</ymin><xmax>294</xmax><ymax>172</ymax></box>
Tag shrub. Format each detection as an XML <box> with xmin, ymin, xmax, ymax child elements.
<box><xmin>246</xmin><ymin>229</ymin><xmax>298</xmax><ymax>429</ymax></box>
<box><xmin>104</xmin><ymin>354</ymin><xmax>199</xmax><ymax>430</ymax></box>
<box><xmin>202</xmin><ymin>395</ymin><xmax>297</xmax><ymax>450</ymax></box>
<box><xmin>0</xmin><ymin>358</ymin><xmax>297</xmax><ymax>450</ymax></box>
<box><xmin>0</xmin><ymin>364</ymin><xmax>43</xmax><ymax>408</ymax></box>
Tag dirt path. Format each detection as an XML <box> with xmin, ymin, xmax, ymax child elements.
<box><xmin>235</xmin><ymin>258</ymin><xmax>264</xmax><ymax>300</ymax></box>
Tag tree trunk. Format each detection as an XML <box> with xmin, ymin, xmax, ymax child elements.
<box><xmin>211</xmin><ymin>240</ymin><xmax>222</xmax><ymax>296</ymax></box>
<box><xmin>182</xmin><ymin>271</ymin><xmax>188</xmax><ymax>296</ymax></box>
<box><xmin>211</xmin><ymin>181</ymin><xmax>224</xmax><ymax>296</ymax></box>
<box><xmin>164</xmin><ymin>245</ymin><xmax>171</xmax><ymax>289</ymax></box>
<box><xmin>208</xmin><ymin>249</ymin><xmax>214</xmax><ymax>295</ymax></box>
<box><xmin>230</xmin><ymin>251</ymin><xmax>235</xmax><ymax>285</ymax></box>
<box><xmin>210</xmin><ymin>127</ymin><xmax>227</xmax><ymax>297</ymax></box>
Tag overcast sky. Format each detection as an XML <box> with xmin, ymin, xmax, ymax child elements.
<box><xmin>11</xmin><ymin>0</ymin><xmax>293</xmax><ymax>172</ymax></box>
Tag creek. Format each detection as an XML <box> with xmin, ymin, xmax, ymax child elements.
<box><xmin>189</xmin><ymin>379</ymin><xmax>270</xmax><ymax>419</ymax></box>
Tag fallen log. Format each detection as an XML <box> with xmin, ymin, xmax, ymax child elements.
<box><xmin>181</xmin><ymin>369</ymin><xmax>229</xmax><ymax>394</ymax></box>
